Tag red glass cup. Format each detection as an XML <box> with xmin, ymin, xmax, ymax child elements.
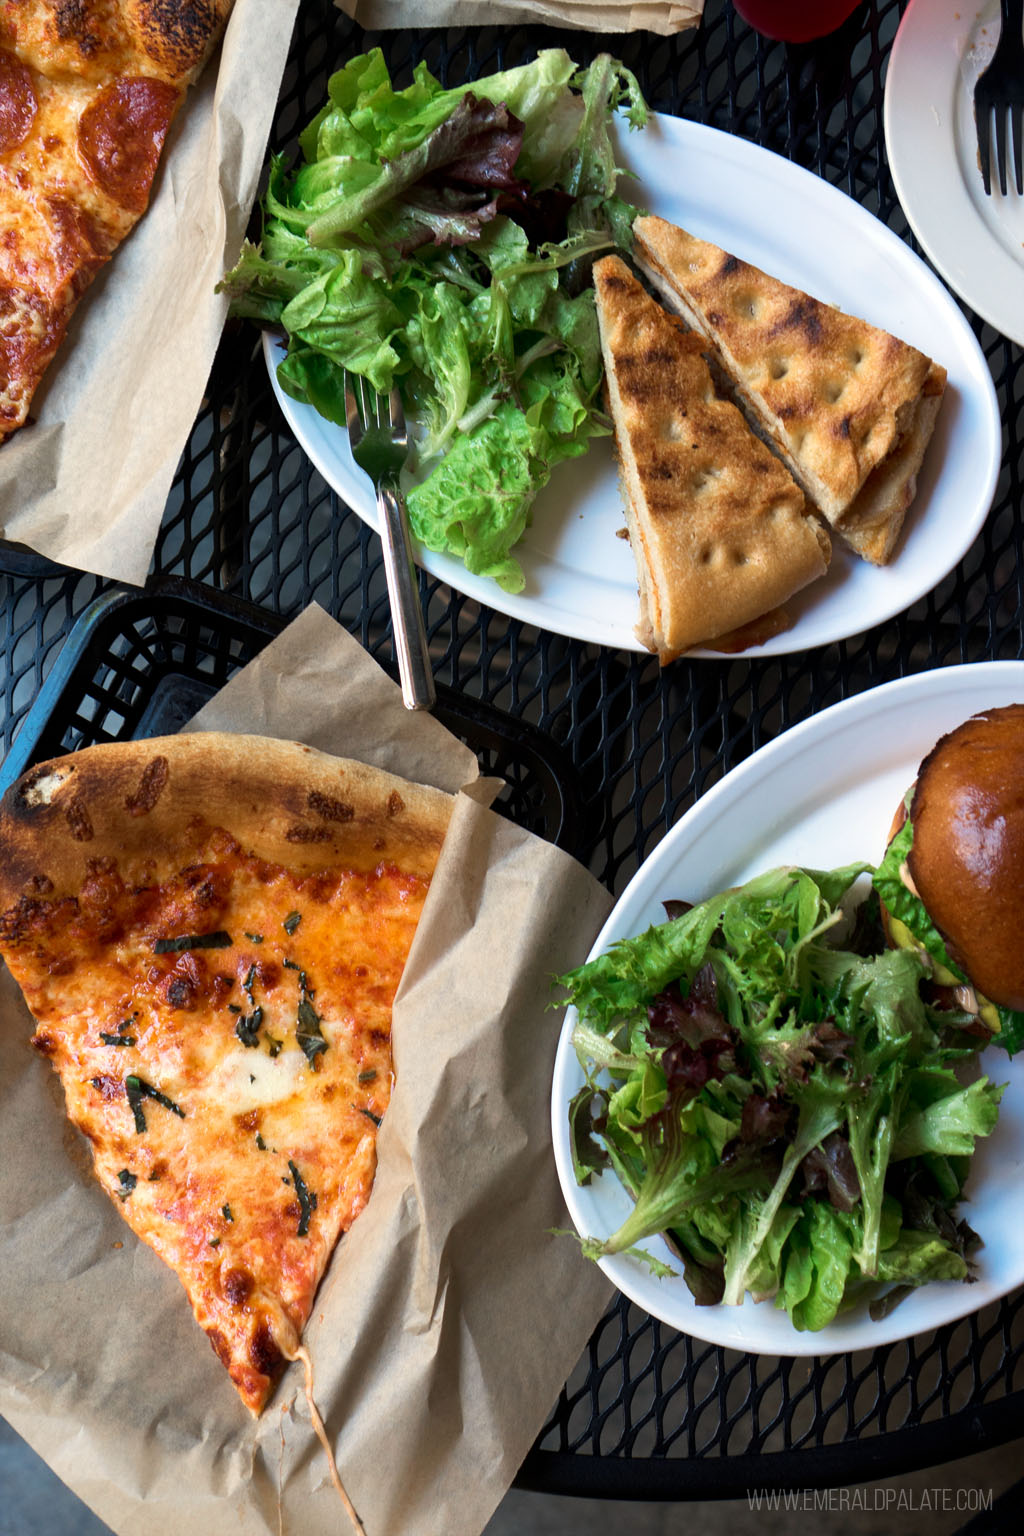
<box><xmin>732</xmin><ymin>0</ymin><xmax>862</xmax><ymax>43</ymax></box>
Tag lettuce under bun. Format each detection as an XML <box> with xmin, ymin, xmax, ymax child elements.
<box><xmin>873</xmin><ymin>704</ymin><xmax>1024</xmax><ymax>1054</ymax></box>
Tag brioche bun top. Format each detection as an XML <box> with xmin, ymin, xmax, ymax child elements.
<box><xmin>907</xmin><ymin>703</ymin><xmax>1024</xmax><ymax>1011</ymax></box>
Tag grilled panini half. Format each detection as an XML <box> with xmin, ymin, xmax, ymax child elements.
<box><xmin>593</xmin><ymin>256</ymin><xmax>830</xmax><ymax>662</ymax></box>
<box><xmin>632</xmin><ymin>215</ymin><xmax>947</xmax><ymax>565</ymax></box>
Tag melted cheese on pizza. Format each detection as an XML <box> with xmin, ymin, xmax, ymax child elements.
<box><xmin>0</xmin><ymin>0</ymin><xmax>232</xmax><ymax>437</ymax></box>
<box><xmin>2</xmin><ymin>826</ymin><xmax>428</xmax><ymax>1414</ymax></box>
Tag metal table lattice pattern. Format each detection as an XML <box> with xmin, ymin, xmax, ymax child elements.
<box><xmin>1</xmin><ymin>0</ymin><xmax>1023</xmax><ymax>1504</ymax></box>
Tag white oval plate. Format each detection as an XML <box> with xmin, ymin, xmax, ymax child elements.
<box><xmin>266</xmin><ymin>111</ymin><xmax>1000</xmax><ymax>657</ymax></box>
<box><xmin>552</xmin><ymin>663</ymin><xmax>1024</xmax><ymax>1355</ymax></box>
<box><xmin>885</xmin><ymin>0</ymin><xmax>1024</xmax><ymax>348</ymax></box>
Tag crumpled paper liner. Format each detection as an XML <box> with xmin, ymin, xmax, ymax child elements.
<box><xmin>0</xmin><ymin>0</ymin><xmax>301</xmax><ymax>584</ymax></box>
<box><xmin>337</xmin><ymin>0</ymin><xmax>704</xmax><ymax>34</ymax></box>
<box><xmin>0</xmin><ymin>0</ymin><xmax>702</xmax><ymax>578</ymax></box>
<box><xmin>0</xmin><ymin>605</ymin><xmax>614</xmax><ymax>1536</ymax></box>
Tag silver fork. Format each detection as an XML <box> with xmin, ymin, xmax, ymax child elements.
<box><xmin>343</xmin><ymin>373</ymin><xmax>435</xmax><ymax>711</ymax></box>
<box><xmin>974</xmin><ymin>0</ymin><xmax>1024</xmax><ymax>196</ymax></box>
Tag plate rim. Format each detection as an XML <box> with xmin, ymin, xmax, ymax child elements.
<box><xmin>884</xmin><ymin>0</ymin><xmax>1024</xmax><ymax>347</ymax></box>
<box><xmin>551</xmin><ymin>660</ymin><xmax>1024</xmax><ymax>1356</ymax></box>
<box><xmin>265</xmin><ymin>108</ymin><xmax>1001</xmax><ymax>656</ymax></box>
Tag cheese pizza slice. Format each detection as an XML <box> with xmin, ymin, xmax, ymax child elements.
<box><xmin>0</xmin><ymin>733</ymin><xmax>451</xmax><ymax>1416</ymax></box>
<box><xmin>593</xmin><ymin>254</ymin><xmax>830</xmax><ymax>661</ymax></box>
<box><xmin>0</xmin><ymin>0</ymin><xmax>232</xmax><ymax>440</ymax></box>
<box><xmin>632</xmin><ymin>214</ymin><xmax>947</xmax><ymax>564</ymax></box>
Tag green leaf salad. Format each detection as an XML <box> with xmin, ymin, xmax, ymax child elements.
<box><xmin>556</xmin><ymin>866</ymin><xmax>1004</xmax><ymax>1332</ymax></box>
<box><xmin>220</xmin><ymin>48</ymin><xmax>647</xmax><ymax>593</ymax></box>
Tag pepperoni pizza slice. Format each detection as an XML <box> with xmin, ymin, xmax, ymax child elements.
<box><xmin>0</xmin><ymin>0</ymin><xmax>233</xmax><ymax>440</ymax></box>
<box><xmin>0</xmin><ymin>733</ymin><xmax>452</xmax><ymax>1416</ymax></box>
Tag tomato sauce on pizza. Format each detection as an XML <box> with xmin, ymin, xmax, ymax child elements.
<box><xmin>0</xmin><ymin>734</ymin><xmax>452</xmax><ymax>1416</ymax></box>
<box><xmin>0</xmin><ymin>0</ymin><xmax>233</xmax><ymax>439</ymax></box>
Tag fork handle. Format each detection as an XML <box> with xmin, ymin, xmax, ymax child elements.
<box><xmin>377</xmin><ymin>482</ymin><xmax>436</xmax><ymax>711</ymax></box>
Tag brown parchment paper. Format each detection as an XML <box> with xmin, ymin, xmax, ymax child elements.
<box><xmin>338</xmin><ymin>0</ymin><xmax>704</xmax><ymax>35</ymax></box>
<box><xmin>0</xmin><ymin>0</ymin><xmax>301</xmax><ymax>584</ymax></box>
<box><xmin>0</xmin><ymin>604</ymin><xmax>615</xmax><ymax>1536</ymax></box>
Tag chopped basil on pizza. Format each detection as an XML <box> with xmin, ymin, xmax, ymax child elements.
<box><xmin>0</xmin><ymin>733</ymin><xmax>452</xmax><ymax>1415</ymax></box>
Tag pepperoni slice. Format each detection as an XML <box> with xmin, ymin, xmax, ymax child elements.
<box><xmin>77</xmin><ymin>76</ymin><xmax>180</xmax><ymax>214</ymax></box>
<box><xmin>0</xmin><ymin>49</ymin><xmax>38</xmax><ymax>156</ymax></box>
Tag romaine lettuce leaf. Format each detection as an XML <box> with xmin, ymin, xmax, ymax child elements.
<box><xmin>278</xmin><ymin>253</ymin><xmax>404</xmax><ymax>392</ymax></box>
<box><xmin>404</xmin><ymin>402</ymin><xmax>545</xmax><ymax>591</ymax></box>
<box><xmin>779</xmin><ymin>1202</ymin><xmax>855</xmax><ymax>1332</ymax></box>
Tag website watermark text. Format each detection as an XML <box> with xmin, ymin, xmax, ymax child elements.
<box><xmin>747</xmin><ymin>1487</ymin><xmax>993</xmax><ymax>1514</ymax></box>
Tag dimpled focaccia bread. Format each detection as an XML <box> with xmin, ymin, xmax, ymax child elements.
<box><xmin>593</xmin><ymin>254</ymin><xmax>831</xmax><ymax>661</ymax></box>
<box><xmin>632</xmin><ymin>215</ymin><xmax>947</xmax><ymax>565</ymax></box>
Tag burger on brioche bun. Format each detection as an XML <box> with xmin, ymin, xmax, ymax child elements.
<box><xmin>872</xmin><ymin>703</ymin><xmax>1024</xmax><ymax>1050</ymax></box>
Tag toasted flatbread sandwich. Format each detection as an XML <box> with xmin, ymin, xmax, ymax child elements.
<box><xmin>592</xmin><ymin>255</ymin><xmax>831</xmax><ymax>662</ymax></box>
<box><xmin>632</xmin><ymin>215</ymin><xmax>947</xmax><ymax>565</ymax></box>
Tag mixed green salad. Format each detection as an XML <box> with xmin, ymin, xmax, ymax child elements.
<box><xmin>221</xmin><ymin>48</ymin><xmax>647</xmax><ymax>593</ymax></box>
<box><xmin>557</xmin><ymin>864</ymin><xmax>1004</xmax><ymax>1332</ymax></box>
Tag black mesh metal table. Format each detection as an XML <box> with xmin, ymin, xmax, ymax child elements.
<box><xmin>2</xmin><ymin>0</ymin><xmax>1024</xmax><ymax>1513</ymax></box>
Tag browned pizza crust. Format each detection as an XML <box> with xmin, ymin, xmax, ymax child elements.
<box><xmin>6</xmin><ymin>0</ymin><xmax>232</xmax><ymax>89</ymax></box>
<box><xmin>0</xmin><ymin>733</ymin><xmax>453</xmax><ymax>1418</ymax></box>
<box><xmin>0</xmin><ymin>733</ymin><xmax>453</xmax><ymax>908</ymax></box>
<box><xmin>0</xmin><ymin>0</ymin><xmax>234</xmax><ymax>440</ymax></box>
<box><xmin>127</xmin><ymin>0</ymin><xmax>234</xmax><ymax>81</ymax></box>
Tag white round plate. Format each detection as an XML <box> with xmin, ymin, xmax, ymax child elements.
<box><xmin>267</xmin><ymin>111</ymin><xmax>999</xmax><ymax>656</ymax></box>
<box><xmin>885</xmin><ymin>0</ymin><xmax>1024</xmax><ymax>347</ymax></box>
<box><xmin>552</xmin><ymin>663</ymin><xmax>1024</xmax><ymax>1356</ymax></box>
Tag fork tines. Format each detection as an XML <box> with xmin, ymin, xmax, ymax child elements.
<box><xmin>973</xmin><ymin>0</ymin><xmax>1024</xmax><ymax>197</ymax></box>
<box><xmin>977</xmin><ymin>96</ymin><xmax>1024</xmax><ymax>197</ymax></box>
